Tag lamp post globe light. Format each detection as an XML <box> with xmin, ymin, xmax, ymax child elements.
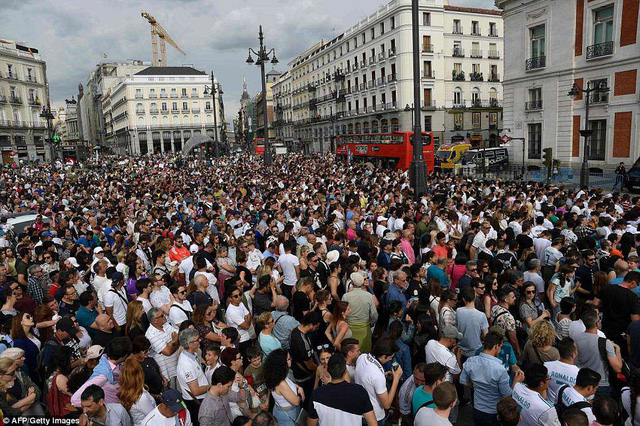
<box><xmin>567</xmin><ymin>80</ymin><xmax>609</xmax><ymax>188</ymax></box>
<box><xmin>204</xmin><ymin>72</ymin><xmax>223</xmax><ymax>159</ymax></box>
<box><xmin>246</xmin><ymin>25</ymin><xmax>279</xmax><ymax>166</ymax></box>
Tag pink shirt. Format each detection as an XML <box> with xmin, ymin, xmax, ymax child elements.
<box><xmin>70</xmin><ymin>362</ymin><xmax>120</xmax><ymax>407</ymax></box>
<box><xmin>401</xmin><ymin>239</ymin><xmax>415</xmax><ymax>264</ymax></box>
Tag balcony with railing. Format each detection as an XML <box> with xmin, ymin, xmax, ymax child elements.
<box><xmin>452</xmin><ymin>27</ymin><xmax>463</xmax><ymax>35</ymax></box>
<box><xmin>191</xmin><ymin>93</ymin><xmax>198</xmax><ymax>98</ymax></box>
<box><xmin>6</xmin><ymin>73</ymin><xmax>19</xmax><ymax>81</ymax></box>
<box><xmin>377</xmin><ymin>77</ymin><xmax>385</xmax><ymax>86</ymax></box>
<box><xmin>28</xmin><ymin>98</ymin><xmax>41</xmax><ymax>106</ymax></box>
<box><xmin>171</xmin><ymin>93</ymin><xmax>179</xmax><ymax>98</ymax></box>
<box><xmin>421</xmin><ymin>100</ymin><xmax>436</xmax><ymax>110</ymax></box>
<box><xmin>181</xmin><ymin>93</ymin><xmax>189</xmax><ymax>98</ymax></box>
<box><xmin>489</xmin><ymin>98</ymin><xmax>502</xmax><ymax>108</ymax></box>
<box><xmin>471</xmin><ymin>50</ymin><xmax>482</xmax><ymax>58</ymax></box>
<box><xmin>488</xmin><ymin>50</ymin><xmax>500</xmax><ymax>59</ymax></box>
<box><xmin>369</xmin><ymin>57</ymin><xmax>376</xmax><ymax>65</ymax></box>
<box><xmin>453</xmin><ymin>48</ymin><xmax>465</xmax><ymax>57</ymax></box>
<box><xmin>333</xmin><ymin>70</ymin><xmax>345</xmax><ymax>81</ymax></box>
<box><xmin>525</xmin><ymin>100</ymin><xmax>543</xmax><ymax>111</ymax></box>
<box><xmin>422</xmin><ymin>44</ymin><xmax>434</xmax><ymax>53</ymax></box>
<box><xmin>25</xmin><ymin>76</ymin><xmax>38</xmax><ymax>84</ymax></box>
<box><xmin>446</xmin><ymin>99</ymin><xmax>466</xmax><ymax>109</ymax></box>
<box><xmin>352</xmin><ymin>63</ymin><xmax>358</xmax><ymax>72</ymax></box>
<box><xmin>149</xmin><ymin>93</ymin><xmax>157</xmax><ymax>98</ymax></box>
<box><xmin>378</xmin><ymin>52</ymin><xmax>386</xmax><ymax>62</ymax></box>
<box><xmin>135</xmin><ymin>94</ymin><xmax>143</xmax><ymax>99</ymax></box>
<box><xmin>136</xmin><ymin>108</ymin><xmax>145</xmax><ymax>114</ymax></box>
<box><xmin>8</xmin><ymin>95</ymin><xmax>21</xmax><ymax>105</ymax></box>
<box><xmin>181</xmin><ymin>107</ymin><xmax>190</xmax><ymax>113</ymax></box>
<box><xmin>388</xmin><ymin>48</ymin><xmax>396</xmax><ymax>58</ymax></box>
<box><xmin>367</xmin><ymin>80</ymin><xmax>376</xmax><ymax>89</ymax></box>
<box><xmin>525</xmin><ymin>56</ymin><xmax>546</xmax><ymax>71</ymax></box>
<box><xmin>452</xmin><ymin>70</ymin><xmax>465</xmax><ymax>81</ymax></box>
<box><xmin>171</xmin><ymin>108</ymin><xmax>179</xmax><ymax>113</ymax></box>
<box><xmin>422</xmin><ymin>70</ymin><xmax>435</xmax><ymax>79</ymax></box>
<box><xmin>359</xmin><ymin>83</ymin><xmax>367</xmax><ymax>91</ymax></box>
<box><xmin>387</xmin><ymin>75</ymin><xmax>397</xmax><ymax>83</ymax></box>
<box><xmin>488</xmin><ymin>73</ymin><xmax>501</xmax><ymax>82</ymax></box>
<box><xmin>586</xmin><ymin>41</ymin><xmax>613</xmax><ymax>60</ymax></box>
<box><xmin>360</xmin><ymin>60</ymin><xmax>366</xmax><ymax>69</ymax></box>
<box><xmin>192</xmin><ymin>107</ymin><xmax>201</xmax><ymax>113</ymax></box>
<box><xmin>160</xmin><ymin>93</ymin><xmax>168</xmax><ymax>98</ymax></box>
<box><xmin>489</xmin><ymin>31</ymin><xmax>499</xmax><ymax>37</ymax></box>
<box><xmin>470</xmin><ymin>72</ymin><xmax>484</xmax><ymax>82</ymax></box>
<box><xmin>160</xmin><ymin>108</ymin><xmax>169</xmax><ymax>114</ymax></box>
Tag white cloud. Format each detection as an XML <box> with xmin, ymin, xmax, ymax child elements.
<box><xmin>4</xmin><ymin>0</ymin><xmax>497</xmax><ymax>122</ymax></box>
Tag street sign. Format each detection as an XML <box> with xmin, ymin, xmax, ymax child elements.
<box><xmin>500</xmin><ymin>134</ymin><xmax>512</xmax><ymax>145</ymax></box>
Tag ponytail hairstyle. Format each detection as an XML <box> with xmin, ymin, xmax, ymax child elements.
<box><xmin>557</xmin><ymin>264</ymin><xmax>575</xmax><ymax>289</ymax></box>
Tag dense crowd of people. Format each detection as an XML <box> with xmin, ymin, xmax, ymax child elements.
<box><xmin>0</xmin><ymin>152</ymin><xmax>639</xmax><ymax>426</ymax></box>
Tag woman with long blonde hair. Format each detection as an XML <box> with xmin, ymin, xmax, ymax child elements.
<box><xmin>117</xmin><ymin>357</ymin><xmax>156</xmax><ymax>425</ymax></box>
<box><xmin>124</xmin><ymin>300</ymin><xmax>145</xmax><ymax>340</ymax></box>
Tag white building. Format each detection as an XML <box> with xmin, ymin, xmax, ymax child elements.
<box><xmin>497</xmin><ymin>0</ymin><xmax>640</xmax><ymax>170</ymax></box>
<box><xmin>0</xmin><ymin>40</ymin><xmax>49</xmax><ymax>163</ymax></box>
<box><xmin>104</xmin><ymin>66</ymin><xmax>224</xmax><ymax>155</ymax></box>
<box><xmin>272</xmin><ymin>0</ymin><xmax>504</xmax><ymax>152</ymax></box>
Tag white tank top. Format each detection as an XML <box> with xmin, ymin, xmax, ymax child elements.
<box><xmin>272</xmin><ymin>377</ymin><xmax>296</xmax><ymax>408</ymax></box>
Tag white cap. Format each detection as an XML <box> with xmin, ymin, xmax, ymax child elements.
<box><xmin>326</xmin><ymin>250</ymin><xmax>340</xmax><ymax>265</ymax></box>
<box><xmin>67</xmin><ymin>257</ymin><xmax>80</xmax><ymax>268</ymax></box>
<box><xmin>350</xmin><ymin>271</ymin><xmax>366</xmax><ymax>287</ymax></box>
<box><xmin>189</xmin><ymin>244</ymin><xmax>199</xmax><ymax>254</ymax></box>
<box><xmin>377</xmin><ymin>216</ymin><xmax>387</xmax><ymax>222</ymax></box>
<box><xmin>93</xmin><ymin>247</ymin><xmax>104</xmax><ymax>254</ymax></box>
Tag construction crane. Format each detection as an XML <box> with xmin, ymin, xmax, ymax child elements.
<box><xmin>141</xmin><ymin>11</ymin><xmax>186</xmax><ymax>67</ymax></box>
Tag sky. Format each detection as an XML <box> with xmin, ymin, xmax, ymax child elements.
<box><xmin>3</xmin><ymin>0</ymin><xmax>497</xmax><ymax>127</ymax></box>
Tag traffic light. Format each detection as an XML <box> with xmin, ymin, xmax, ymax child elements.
<box><xmin>543</xmin><ymin>147</ymin><xmax>553</xmax><ymax>182</ymax></box>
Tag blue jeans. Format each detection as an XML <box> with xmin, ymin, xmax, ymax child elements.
<box><xmin>273</xmin><ymin>404</ymin><xmax>301</xmax><ymax>426</ymax></box>
<box><xmin>473</xmin><ymin>409</ymin><xmax>501</xmax><ymax>426</ymax></box>
<box><xmin>614</xmin><ymin>175</ymin><xmax>624</xmax><ymax>191</ymax></box>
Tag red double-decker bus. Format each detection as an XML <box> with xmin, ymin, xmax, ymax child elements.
<box><xmin>254</xmin><ymin>138</ymin><xmax>265</xmax><ymax>156</ymax></box>
<box><xmin>335</xmin><ymin>131</ymin><xmax>435</xmax><ymax>173</ymax></box>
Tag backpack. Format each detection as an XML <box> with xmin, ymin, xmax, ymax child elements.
<box><xmin>35</xmin><ymin>339</ymin><xmax>60</xmax><ymax>376</ymax></box>
<box><xmin>555</xmin><ymin>385</ymin><xmax>592</xmax><ymax>423</ymax></box>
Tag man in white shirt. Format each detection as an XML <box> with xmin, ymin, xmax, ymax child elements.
<box><xmin>556</xmin><ymin>368</ymin><xmax>600</xmax><ymax>424</ymax></box>
<box><xmin>149</xmin><ymin>275</ymin><xmax>173</xmax><ymax>315</ymax></box>
<box><xmin>470</xmin><ymin>222</ymin><xmax>491</xmax><ymax>260</ymax></box>
<box><xmin>278</xmin><ymin>241</ymin><xmax>300</xmax><ymax>299</ymax></box>
<box><xmin>425</xmin><ymin>325</ymin><xmax>464</xmax><ymax>423</ymax></box>
<box><xmin>135</xmin><ymin>279</ymin><xmax>153</xmax><ymax>314</ymax></box>
<box><xmin>376</xmin><ymin>217</ymin><xmax>388</xmax><ymax>239</ymax></box>
<box><xmin>146</xmin><ymin>308</ymin><xmax>180</xmax><ymax>387</ymax></box>
<box><xmin>103</xmin><ymin>272</ymin><xmax>128</xmax><ymax>331</ymax></box>
<box><xmin>355</xmin><ymin>339</ymin><xmax>403</xmax><ymax>424</ymax></box>
<box><xmin>544</xmin><ymin>338</ymin><xmax>580</xmax><ymax>403</ymax></box>
<box><xmin>176</xmin><ymin>329</ymin><xmax>209</xmax><ymax>423</ymax></box>
<box><xmin>140</xmin><ymin>389</ymin><xmax>192</xmax><ymax>426</ymax></box>
<box><xmin>168</xmin><ymin>285</ymin><xmax>193</xmax><ymax>328</ymax></box>
<box><xmin>91</xmin><ymin>260</ymin><xmax>112</xmax><ymax>307</ymax></box>
<box><xmin>178</xmin><ymin>246</ymin><xmax>199</xmax><ymax>283</ymax></box>
<box><xmin>533</xmin><ymin>231</ymin><xmax>552</xmax><ymax>262</ymax></box>
<box><xmin>225</xmin><ymin>287</ymin><xmax>252</xmax><ymax>356</ymax></box>
<box><xmin>512</xmin><ymin>364</ymin><xmax>561</xmax><ymax>426</ymax></box>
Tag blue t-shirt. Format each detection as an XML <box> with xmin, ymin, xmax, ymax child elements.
<box><xmin>457</xmin><ymin>306</ymin><xmax>489</xmax><ymax>357</ymax></box>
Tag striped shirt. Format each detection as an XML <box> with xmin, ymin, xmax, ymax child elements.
<box><xmin>146</xmin><ymin>323</ymin><xmax>179</xmax><ymax>379</ymax></box>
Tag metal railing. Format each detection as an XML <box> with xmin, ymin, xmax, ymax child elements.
<box><xmin>452</xmin><ymin>28</ymin><xmax>463</xmax><ymax>34</ymax></box>
<box><xmin>160</xmin><ymin>93</ymin><xmax>168</xmax><ymax>98</ymax></box>
<box><xmin>471</xmin><ymin>50</ymin><xmax>483</xmax><ymax>58</ymax></box>
<box><xmin>171</xmin><ymin>93</ymin><xmax>179</xmax><ymax>98</ymax></box>
<box><xmin>422</xmin><ymin>45</ymin><xmax>434</xmax><ymax>53</ymax></box>
<box><xmin>586</xmin><ymin>41</ymin><xmax>613</xmax><ymax>59</ymax></box>
<box><xmin>150</xmin><ymin>108</ymin><xmax>159</xmax><ymax>114</ymax></box>
<box><xmin>525</xmin><ymin>100</ymin><xmax>543</xmax><ymax>110</ymax></box>
<box><xmin>422</xmin><ymin>70</ymin><xmax>435</xmax><ymax>79</ymax></box>
<box><xmin>9</xmin><ymin>95</ymin><xmax>21</xmax><ymax>104</ymax></box>
<box><xmin>488</xmin><ymin>50</ymin><xmax>500</xmax><ymax>59</ymax></box>
<box><xmin>453</xmin><ymin>48</ymin><xmax>465</xmax><ymax>57</ymax></box>
<box><xmin>136</xmin><ymin>109</ymin><xmax>145</xmax><ymax>114</ymax></box>
<box><xmin>0</xmin><ymin>119</ymin><xmax>46</xmax><ymax>128</ymax></box>
<box><xmin>488</xmin><ymin>73</ymin><xmax>501</xmax><ymax>82</ymax></box>
<box><xmin>149</xmin><ymin>93</ymin><xmax>157</xmax><ymax>98</ymax></box>
<box><xmin>387</xmin><ymin>75</ymin><xmax>397</xmax><ymax>83</ymax></box>
<box><xmin>525</xmin><ymin>56</ymin><xmax>546</xmax><ymax>70</ymax></box>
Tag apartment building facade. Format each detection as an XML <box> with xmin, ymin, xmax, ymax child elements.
<box><xmin>272</xmin><ymin>0</ymin><xmax>504</xmax><ymax>152</ymax></box>
<box><xmin>0</xmin><ymin>40</ymin><xmax>49</xmax><ymax>163</ymax></box>
<box><xmin>104</xmin><ymin>67</ymin><xmax>224</xmax><ymax>155</ymax></box>
<box><xmin>497</xmin><ymin>0</ymin><xmax>640</xmax><ymax>170</ymax></box>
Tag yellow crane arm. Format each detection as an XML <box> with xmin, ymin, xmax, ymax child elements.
<box><xmin>155</xmin><ymin>23</ymin><xmax>186</xmax><ymax>55</ymax></box>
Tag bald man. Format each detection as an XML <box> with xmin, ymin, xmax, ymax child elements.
<box><xmin>92</xmin><ymin>313</ymin><xmax>117</xmax><ymax>347</ymax></box>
